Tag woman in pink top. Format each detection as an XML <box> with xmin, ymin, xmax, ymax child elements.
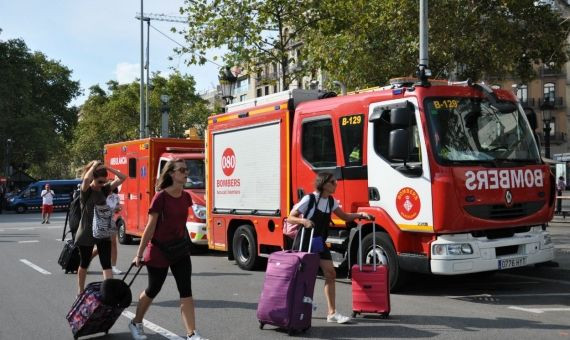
<box><xmin>129</xmin><ymin>158</ymin><xmax>208</xmax><ymax>340</ymax></box>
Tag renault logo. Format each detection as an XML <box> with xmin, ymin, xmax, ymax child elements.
<box><xmin>505</xmin><ymin>190</ymin><xmax>513</xmax><ymax>207</ymax></box>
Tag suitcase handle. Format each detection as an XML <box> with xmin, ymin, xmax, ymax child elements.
<box><xmin>358</xmin><ymin>221</ymin><xmax>376</xmax><ymax>271</ymax></box>
<box><xmin>298</xmin><ymin>227</ymin><xmax>314</xmax><ymax>253</ymax></box>
<box><xmin>122</xmin><ymin>262</ymin><xmax>144</xmax><ymax>287</ymax></box>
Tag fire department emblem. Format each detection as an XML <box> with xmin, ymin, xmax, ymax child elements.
<box><xmin>505</xmin><ymin>190</ymin><xmax>513</xmax><ymax>207</ymax></box>
<box><xmin>396</xmin><ymin>187</ymin><xmax>421</xmax><ymax>220</ymax></box>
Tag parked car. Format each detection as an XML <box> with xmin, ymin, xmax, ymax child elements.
<box><xmin>7</xmin><ymin>179</ymin><xmax>81</xmax><ymax>214</ymax></box>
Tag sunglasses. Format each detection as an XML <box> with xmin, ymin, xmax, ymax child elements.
<box><xmin>175</xmin><ymin>167</ymin><xmax>188</xmax><ymax>173</ymax></box>
<box><xmin>96</xmin><ymin>180</ymin><xmax>107</xmax><ymax>185</ymax></box>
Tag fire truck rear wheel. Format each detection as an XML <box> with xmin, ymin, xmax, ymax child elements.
<box><xmin>361</xmin><ymin>231</ymin><xmax>406</xmax><ymax>292</ymax></box>
<box><xmin>233</xmin><ymin>225</ymin><xmax>263</xmax><ymax>270</ymax></box>
<box><xmin>117</xmin><ymin>219</ymin><xmax>132</xmax><ymax>245</ymax></box>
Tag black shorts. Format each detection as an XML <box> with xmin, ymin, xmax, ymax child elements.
<box><xmin>292</xmin><ymin>233</ymin><xmax>332</xmax><ymax>260</ymax></box>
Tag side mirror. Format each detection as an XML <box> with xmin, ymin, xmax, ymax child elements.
<box><xmin>492</xmin><ymin>102</ymin><xmax>517</xmax><ymax>114</ymax></box>
<box><xmin>390</xmin><ymin>106</ymin><xmax>415</xmax><ymax>126</ymax></box>
<box><xmin>389</xmin><ymin>129</ymin><xmax>409</xmax><ymax>160</ymax></box>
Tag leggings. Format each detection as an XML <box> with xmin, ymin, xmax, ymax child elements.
<box><xmin>145</xmin><ymin>255</ymin><xmax>193</xmax><ymax>299</ymax></box>
<box><xmin>78</xmin><ymin>239</ymin><xmax>112</xmax><ymax>269</ymax></box>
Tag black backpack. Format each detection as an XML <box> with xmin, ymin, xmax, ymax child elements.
<box><xmin>63</xmin><ymin>188</ymin><xmax>93</xmax><ymax>239</ymax></box>
<box><xmin>68</xmin><ymin>194</ymin><xmax>82</xmax><ymax>234</ymax></box>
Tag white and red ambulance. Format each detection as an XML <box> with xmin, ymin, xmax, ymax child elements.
<box><xmin>104</xmin><ymin>137</ymin><xmax>207</xmax><ymax>249</ymax></box>
<box><xmin>206</xmin><ymin>80</ymin><xmax>555</xmax><ymax>290</ymax></box>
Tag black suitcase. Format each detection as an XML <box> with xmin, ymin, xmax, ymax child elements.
<box><xmin>58</xmin><ymin>210</ymin><xmax>80</xmax><ymax>274</ymax></box>
<box><xmin>59</xmin><ymin>239</ymin><xmax>80</xmax><ymax>273</ymax></box>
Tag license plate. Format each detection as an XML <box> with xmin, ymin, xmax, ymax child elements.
<box><xmin>498</xmin><ymin>256</ymin><xmax>527</xmax><ymax>270</ymax></box>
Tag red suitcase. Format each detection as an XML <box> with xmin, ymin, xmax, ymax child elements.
<box><xmin>351</xmin><ymin>222</ymin><xmax>390</xmax><ymax>318</ymax></box>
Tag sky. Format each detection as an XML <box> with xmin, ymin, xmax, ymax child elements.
<box><xmin>0</xmin><ymin>0</ymin><xmax>222</xmax><ymax>106</ymax></box>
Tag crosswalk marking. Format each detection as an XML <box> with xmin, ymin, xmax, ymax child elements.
<box><xmin>122</xmin><ymin>311</ymin><xmax>184</xmax><ymax>340</ymax></box>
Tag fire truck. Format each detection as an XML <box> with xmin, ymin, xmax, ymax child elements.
<box><xmin>104</xmin><ymin>138</ymin><xmax>207</xmax><ymax>249</ymax></box>
<box><xmin>206</xmin><ymin>80</ymin><xmax>555</xmax><ymax>290</ymax></box>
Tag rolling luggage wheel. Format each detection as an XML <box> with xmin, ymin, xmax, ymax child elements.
<box><xmin>258</xmin><ymin>321</ymin><xmax>264</xmax><ymax>329</ymax></box>
<box><xmin>287</xmin><ymin>329</ymin><xmax>294</xmax><ymax>336</ymax></box>
<box><xmin>352</xmin><ymin>311</ymin><xmax>358</xmax><ymax>318</ymax></box>
<box><xmin>380</xmin><ymin>313</ymin><xmax>389</xmax><ymax>319</ymax></box>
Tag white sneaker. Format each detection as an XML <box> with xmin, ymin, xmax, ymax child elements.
<box><xmin>112</xmin><ymin>266</ymin><xmax>123</xmax><ymax>275</ymax></box>
<box><xmin>327</xmin><ymin>312</ymin><xmax>351</xmax><ymax>324</ymax></box>
<box><xmin>187</xmin><ymin>330</ymin><xmax>209</xmax><ymax>340</ymax></box>
<box><xmin>128</xmin><ymin>321</ymin><xmax>147</xmax><ymax>340</ymax></box>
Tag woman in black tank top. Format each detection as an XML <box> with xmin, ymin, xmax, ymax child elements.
<box><xmin>287</xmin><ymin>172</ymin><xmax>372</xmax><ymax>325</ymax></box>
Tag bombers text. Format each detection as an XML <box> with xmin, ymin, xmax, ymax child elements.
<box><xmin>465</xmin><ymin>169</ymin><xmax>543</xmax><ymax>190</ymax></box>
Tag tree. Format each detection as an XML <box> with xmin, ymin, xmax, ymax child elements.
<box><xmin>177</xmin><ymin>0</ymin><xmax>321</xmax><ymax>90</ymax></box>
<box><xmin>302</xmin><ymin>0</ymin><xmax>569</xmax><ymax>89</ymax></box>
<box><xmin>0</xmin><ymin>32</ymin><xmax>81</xmax><ymax>179</ymax></box>
<box><xmin>70</xmin><ymin>72</ymin><xmax>209</xmax><ymax>165</ymax></box>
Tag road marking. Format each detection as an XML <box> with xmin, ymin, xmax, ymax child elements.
<box><xmin>122</xmin><ymin>311</ymin><xmax>184</xmax><ymax>340</ymax></box>
<box><xmin>509</xmin><ymin>306</ymin><xmax>570</xmax><ymax>314</ymax></box>
<box><xmin>0</xmin><ymin>225</ymin><xmax>61</xmax><ymax>231</ymax></box>
<box><xmin>448</xmin><ymin>293</ymin><xmax>570</xmax><ymax>299</ymax></box>
<box><xmin>501</xmin><ymin>273</ymin><xmax>570</xmax><ymax>286</ymax></box>
<box><xmin>19</xmin><ymin>259</ymin><xmax>51</xmax><ymax>275</ymax></box>
<box><xmin>18</xmin><ymin>240</ymin><xmax>39</xmax><ymax>244</ymax></box>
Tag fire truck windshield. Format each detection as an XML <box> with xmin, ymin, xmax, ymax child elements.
<box><xmin>425</xmin><ymin>97</ymin><xmax>541</xmax><ymax>165</ymax></box>
<box><xmin>183</xmin><ymin>159</ymin><xmax>205</xmax><ymax>189</ymax></box>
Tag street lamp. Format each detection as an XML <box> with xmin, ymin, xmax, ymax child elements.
<box><xmin>160</xmin><ymin>94</ymin><xmax>170</xmax><ymax>138</ymax></box>
<box><xmin>540</xmin><ymin>100</ymin><xmax>555</xmax><ymax>159</ymax></box>
<box><xmin>4</xmin><ymin>138</ymin><xmax>13</xmax><ymax>177</ymax></box>
<box><xmin>218</xmin><ymin>67</ymin><xmax>237</xmax><ymax>108</ymax></box>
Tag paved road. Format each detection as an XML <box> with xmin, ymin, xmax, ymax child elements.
<box><xmin>0</xmin><ymin>211</ymin><xmax>569</xmax><ymax>339</ymax></box>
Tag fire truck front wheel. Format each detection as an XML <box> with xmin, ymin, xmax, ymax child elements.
<box><xmin>233</xmin><ymin>225</ymin><xmax>263</xmax><ymax>270</ymax></box>
<box><xmin>117</xmin><ymin>219</ymin><xmax>132</xmax><ymax>245</ymax></box>
<box><xmin>361</xmin><ymin>231</ymin><xmax>407</xmax><ymax>292</ymax></box>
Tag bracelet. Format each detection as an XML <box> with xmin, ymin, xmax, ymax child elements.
<box><xmin>136</xmin><ymin>255</ymin><xmax>143</xmax><ymax>259</ymax></box>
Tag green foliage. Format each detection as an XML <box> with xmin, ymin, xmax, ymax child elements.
<box><xmin>303</xmin><ymin>0</ymin><xmax>569</xmax><ymax>89</ymax></box>
<box><xmin>177</xmin><ymin>0</ymin><xmax>318</xmax><ymax>89</ymax></box>
<box><xmin>70</xmin><ymin>72</ymin><xmax>209</xmax><ymax>166</ymax></box>
<box><xmin>0</xmin><ymin>35</ymin><xmax>81</xmax><ymax>179</ymax></box>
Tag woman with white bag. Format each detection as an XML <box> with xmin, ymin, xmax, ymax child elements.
<box><xmin>74</xmin><ymin>160</ymin><xmax>126</xmax><ymax>295</ymax></box>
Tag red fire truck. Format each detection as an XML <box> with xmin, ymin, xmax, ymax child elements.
<box><xmin>206</xmin><ymin>81</ymin><xmax>555</xmax><ymax>290</ymax></box>
<box><xmin>104</xmin><ymin>138</ymin><xmax>207</xmax><ymax>249</ymax></box>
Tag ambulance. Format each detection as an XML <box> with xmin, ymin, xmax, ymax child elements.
<box><xmin>206</xmin><ymin>80</ymin><xmax>555</xmax><ymax>290</ymax></box>
<box><xmin>104</xmin><ymin>137</ymin><xmax>207</xmax><ymax>249</ymax></box>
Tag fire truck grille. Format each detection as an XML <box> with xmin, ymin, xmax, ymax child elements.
<box><xmin>463</xmin><ymin>201</ymin><xmax>545</xmax><ymax>220</ymax></box>
<box><xmin>471</xmin><ymin>226</ymin><xmax>531</xmax><ymax>239</ymax></box>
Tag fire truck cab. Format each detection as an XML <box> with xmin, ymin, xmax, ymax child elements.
<box><xmin>104</xmin><ymin>138</ymin><xmax>207</xmax><ymax>248</ymax></box>
<box><xmin>207</xmin><ymin>81</ymin><xmax>555</xmax><ymax>290</ymax></box>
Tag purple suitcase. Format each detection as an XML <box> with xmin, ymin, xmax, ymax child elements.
<box><xmin>257</xmin><ymin>228</ymin><xmax>320</xmax><ymax>335</ymax></box>
<box><xmin>66</xmin><ymin>264</ymin><xmax>142</xmax><ymax>339</ymax></box>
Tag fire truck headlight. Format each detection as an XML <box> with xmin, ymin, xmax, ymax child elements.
<box><xmin>448</xmin><ymin>244</ymin><xmax>462</xmax><ymax>255</ymax></box>
<box><xmin>192</xmin><ymin>204</ymin><xmax>206</xmax><ymax>220</ymax></box>
<box><xmin>543</xmin><ymin>234</ymin><xmax>552</xmax><ymax>246</ymax></box>
<box><xmin>433</xmin><ymin>243</ymin><xmax>473</xmax><ymax>256</ymax></box>
<box><xmin>461</xmin><ymin>243</ymin><xmax>473</xmax><ymax>254</ymax></box>
<box><xmin>433</xmin><ymin>244</ymin><xmax>446</xmax><ymax>255</ymax></box>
